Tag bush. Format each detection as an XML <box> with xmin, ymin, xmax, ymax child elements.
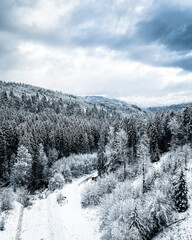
<box><xmin>99</xmin><ymin>178</ymin><xmax>174</xmax><ymax>240</ymax></box>
<box><xmin>56</xmin><ymin>192</ymin><xmax>67</xmax><ymax>205</ymax></box>
<box><xmin>51</xmin><ymin>153</ymin><xmax>97</xmax><ymax>182</ymax></box>
<box><xmin>81</xmin><ymin>173</ymin><xmax>117</xmax><ymax>207</ymax></box>
<box><xmin>16</xmin><ymin>188</ymin><xmax>32</xmax><ymax>207</ymax></box>
<box><xmin>0</xmin><ymin>217</ymin><xmax>5</xmax><ymax>231</ymax></box>
<box><xmin>48</xmin><ymin>173</ymin><xmax>64</xmax><ymax>191</ymax></box>
<box><xmin>0</xmin><ymin>188</ymin><xmax>14</xmax><ymax>211</ymax></box>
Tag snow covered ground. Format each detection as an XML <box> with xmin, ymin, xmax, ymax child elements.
<box><xmin>0</xmin><ymin>172</ymin><xmax>101</xmax><ymax>240</ymax></box>
<box><xmin>0</xmin><ymin>202</ymin><xmax>21</xmax><ymax>240</ymax></box>
<box><xmin>153</xmin><ymin>213</ymin><xmax>192</xmax><ymax>240</ymax></box>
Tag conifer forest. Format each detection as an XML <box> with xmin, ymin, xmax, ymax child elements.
<box><xmin>0</xmin><ymin>80</ymin><xmax>192</xmax><ymax>239</ymax></box>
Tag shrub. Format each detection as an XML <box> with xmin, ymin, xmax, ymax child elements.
<box><xmin>81</xmin><ymin>173</ymin><xmax>117</xmax><ymax>207</ymax></box>
<box><xmin>0</xmin><ymin>188</ymin><xmax>14</xmax><ymax>211</ymax></box>
<box><xmin>51</xmin><ymin>153</ymin><xmax>97</xmax><ymax>182</ymax></box>
<box><xmin>16</xmin><ymin>188</ymin><xmax>32</xmax><ymax>207</ymax></box>
<box><xmin>99</xmin><ymin>178</ymin><xmax>174</xmax><ymax>240</ymax></box>
<box><xmin>56</xmin><ymin>192</ymin><xmax>67</xmax><ymax>205</ymax></box>
<box><xmin>0</xmin><ymin>217</ymin><xmax>5</xmax><ymax>231</ymax></box>
<box><xmin>48</xmin><ymin>173</ymin><xmax>64</xmax><ymax>191</ymax></box>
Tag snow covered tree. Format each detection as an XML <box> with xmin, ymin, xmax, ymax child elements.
<box><xmin>137</xmin><ymin>133</ymin><xmax>150</xmax><ymax>194</ymax></box>
<box><xmin>48</xmin><ymin>148</ymin><xmax>58</xmax><ymax>167</ymax></box>
<box><xmin>129</xmin><ymin>207</ymin><xmax>150</xmax><ymax>240</ymax></box>
<box><xmin>148</xmin><ymin>120</ymin><xmax>160</xmax><ymax>163</ymax></box>
<box><xmin>11</xmin><ymin>145</ymin><xmax>32</xmax><ymax>187</ymax></box>
<box><xmin>168</xmin><ymin>116</ymin><xmax>182</xmax><ymax>150</ymax></box>
<box><xmin>148</xmin><ymin>190</ymin><xmax>172</xmax><ymax>233</ymax></box>
<box><xmin>97</xmin><ymin>124</ymin><xmax>108</xmax><ymax>177</ymax></box>
<box><xmin>105</xmin><ymin>127</ymin><xmax>118</xmax><ymax>172</ymax></box>
<box><xmin>116</xmin><ymin>129</ymin><xmax>128</xmax><ymax>180</ymax></box>
<box><xmin>124</xmin><ymin>116</ymin><xmax>138</xmax><ymax>163</ymax></box>
<box><xmin>174</xmin><ymin>171</ymin><xmax>188</xmax><ymax>213</ymax></box>
<box><xmin>36</xmin><ymin>144</ymin><xmax>49</xmax><ymax>186</ymax></box>
<box><xmin>97</xmin><ymin>134</ymin><xmax>106</xmax><ymax>177</ymax></box>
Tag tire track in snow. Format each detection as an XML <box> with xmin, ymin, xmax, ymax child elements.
<box><xmin>15</xmin><ymin>205</ymin><xmax>24</xmax><ymax>240</ymax></box>
<box><xmin>46</xmin><ymin>195</ymin><xmax>56</xmax><ymax>240</ymax></box>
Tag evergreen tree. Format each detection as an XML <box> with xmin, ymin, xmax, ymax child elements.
<box><xmin>115</xmin><ymin>129</ymin><xmax>128</xmax><ymax>180</ymax></box>
<box><xmin>174</xmin><ymin>171</ymin><xmax>188</xmax><ymax>213</ymax></box>
<box><xmin>11</xmin><ymin>145</ymin><xmax>32</xmax><ymax>187</ymax></box>
<box><xmin>137</xmin><ymin>133</ymin><xmax>150</xmax><ymax>194</ymax></box>
<box><xmin>129</xmin><ymin>207</ymin><xmax>150</xmax><ymax>240</ymax></box>
<box><xmin>97</xmin><ymin>127</ymin><xmax>107</xmax><ymax>177</ymax></box>
<box><xmin>48</xmin><ymin>148</ymin><xmax>58</xmax><ymax>167</ymax></box>
<box><xmin>148</xmin><ymin>120</ymin><xmax>160</xmax><ymax>163</ymax></box>
<box><xmin>37</xmin><ymin>144</ymin><xmax>49</xmax><ymax>186</ymax></box>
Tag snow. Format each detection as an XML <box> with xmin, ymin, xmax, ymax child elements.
<box><xmin>0</xmin><ymin>173</ymin><xmax>101</xmax><ymax>240</ymax></box>
<box><xmin>153</xmin><ymin>212</ymin><xmax>192</xmax><ymax>240</ymax></box>
<box><xmin>0</xmin><ymin>202</ymin><xmax>21</xmax><ymax>240</ymax></box>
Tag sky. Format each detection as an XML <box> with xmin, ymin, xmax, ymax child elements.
<box><xmin>0</xmin><ymin>0</ymin><xmax>192</xmax><ymax>107</ymax></box>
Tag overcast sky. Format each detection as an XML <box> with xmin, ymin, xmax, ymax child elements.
<box><xmin>1</xmin><ymin>0</ymin><xmax>192</xmax><ymax>106</ymax></box>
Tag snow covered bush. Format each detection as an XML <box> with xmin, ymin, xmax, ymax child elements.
<box><xmin>0</xmin><ymin>217</ymin><xmax>5</xmax><ymax>231</ymax></box>
<box><xmin>81</xmin><ymin>173</ymin><xmax>117</xmax><ymax>207</ymax></box>
<box><xmin>56</xmin><ymin>192</ymin><xmax>66</xmax><ymax>205</ymax></box>
<box><xmin>0</xmin><ymin>188</ymin><xmax>14</xmax><ymax>211</ymax></box>
<box><xmin>48</xmin><ymin>173</ymin><xmax>64</xmax><ymax>191</ymax></box>
<box><xmin>16</xmin><ymin>188</ymin><xmax>32</xmax><ymax>207</ymax></box>
<box><xmin>146</xmin><ymin>190</ymin><xmax>173</xmax><ymax>235</ymax></box>
<box><xmin>98</xmin><ymin>175</ymin><xmax>174</xmax><ymax>240</ymax></box>
<box><xmin>100</xmin><ymin>195</ymin><xmax>151</xmax><ymax>240</ymax></box>
<box><xmin>51</xmin><ymin>153</ymin><xmax>97</xmax><ymax>182</ymax></box>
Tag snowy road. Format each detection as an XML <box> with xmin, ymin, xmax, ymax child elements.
<box><xmin>20</xmin><ymin>173</ymin><xmax>101</xmax><ymax>240</ymax></box>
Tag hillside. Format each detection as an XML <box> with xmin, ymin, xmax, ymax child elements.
<box><xmin>83</xmin><ymin>96</ymin><xmax>146</xmax><ymax>116</ymax></box>
<box><xmin>0</xmin><ymin>81</ymin><xmax>144</xmax><ymax>117</ymax></box>
<box><xmin>147</xmin><ymin>102</ymin><xmax>192</xmax><ymax>113</ymax></box>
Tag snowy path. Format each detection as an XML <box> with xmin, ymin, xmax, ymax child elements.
<box><xmin>19</xmin><ymin>172</ymin><xmax>101</xmax><ymax>240</ymax></box>
<box><xmin>15</xmin><ymin>205</ymin><xmax>24</xmax><ymax>240</ymax></box>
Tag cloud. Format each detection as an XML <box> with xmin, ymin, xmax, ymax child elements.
<box><xmin>0</xmin><ymin>0</ymin><xmax>192</xmax><ymax>106</ymax></box>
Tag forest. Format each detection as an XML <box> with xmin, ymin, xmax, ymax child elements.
<box><xmin>0</xmin><ymin>80</ymin><xmax>192</xmax><ymax>239</ymax></box>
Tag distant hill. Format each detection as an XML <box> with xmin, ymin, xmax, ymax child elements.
<box><xmin>147</xmin><ymin>102</ymin><xmax>192</xmax><ymax>113</ymax></box>
<box><xmin>0</xmin><ymin>81</ymin><xmax>145</xmax><ymax>117</ymax></box>
<box><xmin>83</xmin><ymin>96</ymin><xmax>147</xmax><ymax>116</ymax></box>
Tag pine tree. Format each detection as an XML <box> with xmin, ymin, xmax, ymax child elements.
<box><xmin>97</xmin><ymin>136</ymin><xmax>106</xmax><ymax>177</ymax></box>
<box><xmin>137</xmin><ymin>133</ymin><xmax>150</xmax><ymax>194</ymax></box>
<box><xmin>11</xmin><ymin>145</ymin><xmax>32</xmax><ymax>187</ymax></box>
<box><xmin>36</xmin><ymin>144</ymin><xmax>49</xmax><ymax>187</ymax></box>
<box><xmin>116</xmin><ymin>129</ymin><xmax>128</xmax><ymax>180</ymax></box>
<box><xmin>129</xmin><ymin>207</ymin><xmax>150</xmax><ymax>240</ymax></box>
<box><xmin>174</xmin><ymin>171</ymin><xmax>188</xmax><ymax>213</ymax></box>
<box><xmin>148</xmin><ymin>120</ymin><xmax>160</xmax><ymax>163</ymax></box>
<box><xmin>97</xmin><ymin>126</ymin><xmax>107</xmax><ymax>177</ymax></box>
<box><xmin>48</xmin><ymin>148</ymin><xmax>58</xmax><ymax>167</ymax></box>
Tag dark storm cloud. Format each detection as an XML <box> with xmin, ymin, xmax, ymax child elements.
<box><xmin>67</xmin><ymin>1</ymin><xmax>192</xmax><ymax>71</ymax></box>
<box><xmin>135</xmin><ymin>4</ymin><xmax>192</xmax><ymax>52</ymax></box>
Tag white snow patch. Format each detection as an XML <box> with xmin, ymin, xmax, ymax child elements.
<box><xmin>0</xmin><ymin>173</ymin><xmax>101</xmax><ymax>240</ymax></box>
<box><xmin>0</xmin><ymin>202</ymin><xmax>21</xmax><ymax>240</ymax></box>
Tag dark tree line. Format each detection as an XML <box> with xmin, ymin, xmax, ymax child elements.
<box><xmin>97</xmin><ymin>105</ymin><xmax>192</xmax><ymax>178</ymax></box>
<box><xmin>0</xmin><ymin>84</ymin><xmax>123</xmax><ymax>189</ymax></box>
